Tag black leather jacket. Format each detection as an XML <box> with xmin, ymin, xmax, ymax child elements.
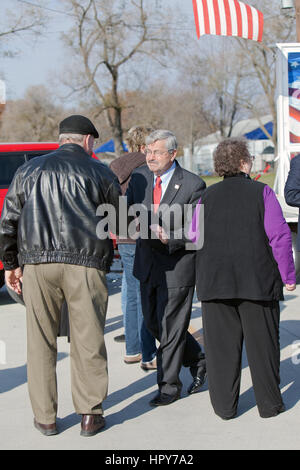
<box><xmin>0</xmin><ymin>144</ymin><xmax>122</xmax><ymax>272</ymax></box>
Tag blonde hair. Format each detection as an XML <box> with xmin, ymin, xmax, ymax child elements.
<box><xmin>125</xmin><ymin>126</ymin><xmax>154</xmax><ymax>153</ymax></box>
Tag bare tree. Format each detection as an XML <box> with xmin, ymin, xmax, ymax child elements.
<box><xmin>60</xmin><ymin>0</ymin><xmax>175</xmax><ymax>155</ymax></box>
<box><xmin>235</xmin><ymin>0</ymin><xmax>295</xmax><ymax>152</ymax></box>
<box><xmin>0</xmin><ymin>85</ymin><xmax>66</xmax><ymax>142</ymax></box>
<box><xmin>0</xmin><ymin>3</ymin><xmax>45</xmax><ymax>58</ymax></box>
<box><xmin>114</xmin><ymin>80</ymin><xmax>213</xmax><ymax>155</ymax></box>
<box><xmin>175</xmin><ymin>0</ymin><xmax>295</xmax><ymax>153</ymax></box>
<box><xmin>181</xmin><ymin>43</ymin><xmax>252</xmax><ymax>144</ymax></box>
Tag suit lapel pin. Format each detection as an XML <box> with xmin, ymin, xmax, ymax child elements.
<box><xmin>174</xmin><ymin>184</ymin><xmax>180</xmax><ymax>190</ymax></box>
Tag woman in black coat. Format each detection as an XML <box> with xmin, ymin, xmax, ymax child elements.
<box><xmin>190</xmin><ymin>138</ymin><xmax>296</xmax><ymax>420</ymax></box>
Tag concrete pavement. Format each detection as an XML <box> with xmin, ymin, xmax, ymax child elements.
<box><xmin>1</xmin><ymin>270</ymin><xmax>300</xmax><ymax>450</ymax></box>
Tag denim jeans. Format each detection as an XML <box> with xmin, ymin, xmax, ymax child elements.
<box><xmin>118</xmin><ymin>244</ymin><xmax>156</xmax><ymax>362</ymax></box>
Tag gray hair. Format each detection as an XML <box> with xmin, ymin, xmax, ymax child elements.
<box><xmin>59</xmin><ymin>133</ymin><xmax>86</xmax><ymax>145</ymax></box>
<box><xmin>145</xmin><ymin>129</ymin><xmax>178</xmax><ymax>153</ymax></box>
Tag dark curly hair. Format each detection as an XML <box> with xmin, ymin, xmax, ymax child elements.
<box><xmin>213</xmin><ymin>138</ymin><xmax>251</xmax><ymax>177</ymax></box>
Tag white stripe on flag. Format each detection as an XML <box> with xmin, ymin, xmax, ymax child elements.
<box><xmin>289</xmin><ymin>97</ymin><xmax>300</xmax><ymax>112</ymax></box>
<box><xmin>239</xmin><ymin>1</ymin><xmax>248</xmax><ymax>39</ymax></box>
<box><xmin>251</xmin><ymin>6</ymin><xmax>259</xmax><ymax>41</ymax></box>
<box><xmin>193</xmin><ymin>0</ymin><xmax>263</xmax><ymax>42</ymax></box>
<box><xmin>217</xmin><ymin>0</ymin><xmax>227</xmax><ymax>36</ymax></box>
<box><xmin>289</xmin><ymin>116</ymin><xmax>300</xmax><ymax>137</ymax></box>
<box><xmin>207</xmin><ymin>0</ymin><xmax>216</xmax><ymax>35</ymax></box>
<box><xmin>228</xmin><ymin>0</ymin><xmax>238</xmax><ymax>36</ymax></box>
<box><xmin>196</xmin><ymin>0</ymin><xmax>206</xmax><ymax>36</ymax></box>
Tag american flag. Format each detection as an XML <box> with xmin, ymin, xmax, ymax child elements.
<box><xmin>288</xmin><ymin>52</ymin><xmax>300</xmax><ymax>144</ymax></box>
<box><xmin>193</xmin><ymin>0</ymin><xmax>264</xmax><ymax>42</ymax></box>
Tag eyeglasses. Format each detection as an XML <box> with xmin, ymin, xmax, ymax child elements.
<box><xmin>145</xmin><ymin>149</ymin><xmax>174</xmax><ymax>157</ymax></box>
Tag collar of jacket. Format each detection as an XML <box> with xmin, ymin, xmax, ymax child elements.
<box><xmin>146</xmin><ymin>160</ymin><xmax>183</xmax><ymax>210</ymax></box>
<box><xmin>223</xmin><ymin>172</ymin><xmax>252</xmax><ymax>180</ymax></box>
<box><xmin>59</xmin><ymin>143</ymin><xmax>91</xmax><ymax>158</ymax></box>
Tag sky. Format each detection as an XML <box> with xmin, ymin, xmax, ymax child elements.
<box><xmin>1</xmin><ymin>0</ymin><xmax>197</xmax><ymax>102</ymax></box>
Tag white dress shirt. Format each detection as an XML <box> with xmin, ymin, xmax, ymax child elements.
<box><xmin>153</xmin><ymin>162</ymin><xmax>176</xmax><ymax>199</ymax></box>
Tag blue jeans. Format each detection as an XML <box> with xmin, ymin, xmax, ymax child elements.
<box><xmin>118</xmin><ymin>244</ymin><xmax>156</xmax><ymax>362</ymax></box>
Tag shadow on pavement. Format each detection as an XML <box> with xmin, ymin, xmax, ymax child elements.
<box><xmin>57</xmin><ymin>413</ymin><xmax>81</xmax><ymax>432</ymax></box>
<box><xmin>107</xmin><ymin>274</ymin><xmax>122</xmax><ymax>297</ymax></box>
<box><xmin>190</xmin><ymin>315</ymin><xmax>300</xmax><ymax>417</ymax></box>
<box><xmin>104</xmin><ymin>314</ymin><xmax>123</xmax><ymax>335</ymax></box>
<box><xmin>104</xmin><ymin>390</ymin><xmax>157</xmax><ymax>430</ymax></box>
<box><xmin>0</xmin><ymin>352</ymin><xmax>68</xmax><ymax>394</ymax></box>
<box><xmin>0</xmin><ymin>287</ymin><xmax>18</xmax><ymax>306</ymax></box>
<box><xmin>104</xmin><ymin>371</ymin><xmax>157</xmax><ymax>412</ymax></box>
<box><xmin>55</xmin><ymin>373</ymin><xmax>158</xmax><ymax>433</ymax></box>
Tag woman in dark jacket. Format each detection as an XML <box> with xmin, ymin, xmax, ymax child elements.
<box><xmin>190</xmin><ymin>138</ymin><xmax>296</xmax><ymax>420</ymax></box>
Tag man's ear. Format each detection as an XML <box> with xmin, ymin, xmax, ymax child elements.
<box><xmin>171</xmin><ymin>150</ymin><xmax>177</xmax><ymax>161</ymax></box>
<box><xmin>84</xmin><ymin>135</ymin><xmax>94</xmax><ymax>155</ymax></box>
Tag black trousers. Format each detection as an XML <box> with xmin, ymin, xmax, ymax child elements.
<box><xmin>140</xmin><ymin>281</ymin><xmax>206</xmax><ymax>397</ymax></box>
<box><xmin>202</xmin><ymin>299</ymin><xmax>284</xmax><ymax>419</ymax></box>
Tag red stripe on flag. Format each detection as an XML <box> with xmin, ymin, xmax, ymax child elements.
<box><xmin>290</xmin><ymin>132</ymin><xmax>300</xmax><ymax>144</ymax></box>
<box><xmin>213</xmin><ymin>0</ymin><xmax>221</xmax><ymax>35</ymax></box>
<box><xmin>223</xmin><ymin>0</ymin><xmax>232</xmax><ymax>36</ymax></box>
<box><xmin>192</xmin><ymin>0</ymin><xmax>264</xmax><ymax>43</ymax></box>
<box><xmin>192</xmin><ymin>0</ymin><xmax>201</xmax><ymax>39</ymax></box>
<box><xmin>257</xmin><ymin>9</ymin><xmax>264</xmax><ymax>42</ymax></box>
<box><xmin>289</xmin><ymin>105</ymin><xmax>300</xmax><ymax>121</ymax></box>
<box><xmin>245</xmin><ymin>3</ymin><xmax>253</xmax><ymax>40</ymax></box>
<box><xmin>234</xmin><ymin>0</ymin><xmax>243</xmax><ymax>38</ymax></box>
<box><xmin>202</xmin><ymin>0</ymin><xmax>210</xmax><ymax>34</ymax></box>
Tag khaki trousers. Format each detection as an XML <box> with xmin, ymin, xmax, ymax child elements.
<box><xmin>22</xmin><ymin>264</ymin><xmax>108</xmax><ymax>424</ymax></box>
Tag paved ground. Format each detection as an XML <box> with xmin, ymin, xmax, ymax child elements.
<box><xmin>1</xmin><ymin>270</ymin><xmax>300</xmax><ymax>451</ymax></box>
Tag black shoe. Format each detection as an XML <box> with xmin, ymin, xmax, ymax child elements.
<box><xmin>149</xmin><ymin>392</ymin><xmax>180</xmax><ymax>407</ymax></box>
<box><xmin>219</xmin><ymin>413</ymin><xmax>237</xmax><ymax>421</ymax></box>
<box><xmin>260</xmin><ymin>404</ymin><xmax>286</xmax><ymax>418</ymax></box>
<box><xmin>114</xmin><ymin>334</ymin><xmax>125</xmax><ymax>343</ymax></box>
<box><xmin>187</xmin><ymin>370</ymin><xmax>207</xmax><ymax>394</ymax></box>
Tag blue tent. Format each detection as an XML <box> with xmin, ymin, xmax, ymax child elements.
<box><xmin>244</xmin><ymin>121</ymin><xmax>273</xmax><ymax>140</ymax></box>
<box><xmin>95</xmin><ymin>139</ymin><xmax>128</xmax><ymax>153</ymax></box>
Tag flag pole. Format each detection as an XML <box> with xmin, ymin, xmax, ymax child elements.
<box><xmin>296</xmin><ymin>0</ymin><xmax>300</xmax><ymax>42</ymax></box>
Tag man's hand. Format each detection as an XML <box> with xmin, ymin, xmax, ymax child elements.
<box><xmin>150</xmin><ymin>224</ymin><xmax>169</xmax><ymax>244</ymax></box>
<box><xmin>285</xmin><ymin>283</ymin><xmax>296</xmax><ymax>291</ymax></box>
<box><xmin>5</xmin><ymin>268</ymin><xmax>23</xmax><ymax>295</ymax></box>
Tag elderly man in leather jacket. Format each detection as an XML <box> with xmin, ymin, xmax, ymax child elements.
<box><xmin>0</xmin><ymin>115</ymin><xmax>122</xmax><ymax>437</ymax></box>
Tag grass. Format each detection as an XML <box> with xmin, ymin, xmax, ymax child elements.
<box><xmin>201</xmin><ymin>172</ymin><xmax>276</xmax><ymax>188</ymax></box>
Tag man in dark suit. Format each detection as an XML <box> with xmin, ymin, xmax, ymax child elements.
<box><xmin>285</xmin><ymin>153</ymin><xmax>300</xmax><ymax>256</ymax></box>
<box><xmin>126</xmin><ymin>129</ymin><xmax>206</xmax><ymax>406</ymax></box>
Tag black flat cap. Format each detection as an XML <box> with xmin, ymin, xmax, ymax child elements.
<box><xmin>59</xmin><ymin>115</ymin><xmax>99</xmax><ymax>138</ymax></box>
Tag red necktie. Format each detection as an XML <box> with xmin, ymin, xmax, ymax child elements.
<box><xmin>153</xmin><ymin>176</ymin><xmax>162</xmax><ymax>213</ymax></box>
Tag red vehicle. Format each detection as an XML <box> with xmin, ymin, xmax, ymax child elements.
<box><xmin>0</xmin><ymin>142</ymin><xmax>104</xmax><ymax>294</ymax></box>
<box><xmin>0</xmin><ymin>142</ymin><xmax>61</xmax><ymax>290</ymax></box>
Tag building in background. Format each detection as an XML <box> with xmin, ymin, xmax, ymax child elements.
<box><xmin>182</xmin><ymin>115</ymin><xmax>274</xmax><ymax>175</ymax></box>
